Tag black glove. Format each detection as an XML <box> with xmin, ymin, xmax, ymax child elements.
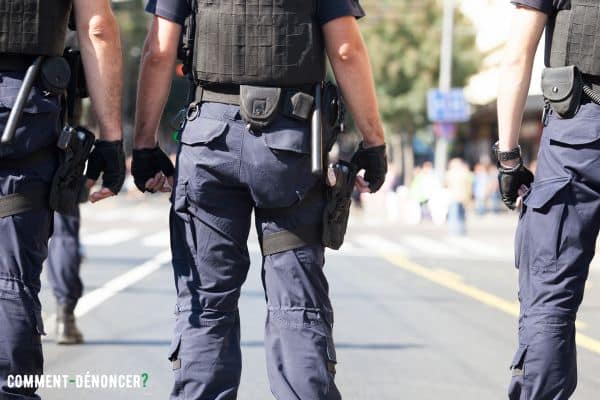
<box><xmin>498</xmin><ymin>162</ymin><xmax>534</xmax><ymax>210</ymax></box>
<box><xmin>351</xmin><ymin>142</ymin><xmax>388</xmax><ymax>193</ymax></box>
<box><xmin>85</xmin><ymin>140</ymin><xmax>126</xmax><ymax>194</ymax></box>
<box><xmin>131</xmin><ymin>147</ymin><xmax>175</xmax><ymax>193</ymax></box>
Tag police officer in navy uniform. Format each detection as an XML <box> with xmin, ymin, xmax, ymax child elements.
<box><xmin>46</xmin><ymin>29</ymin><xmax>86</xmax><ymax>346</ymax></box>
<box><xmin>133</xmin><ymin>0</ymin><xmax>387</xmax><ymax>398</ymax></box>
<box><xmin>0</xmin><ymin>0</ymin><xmax>125</xmax><ymax>398</ymax></box>
<box><xmin>497</xmin><ymin>0</ymin><xmax>600</xmax><ymax>398</ymax></box>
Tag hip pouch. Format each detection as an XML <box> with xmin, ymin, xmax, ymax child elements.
<box><xmin>322</xmin><ymin>160</ymin><xmax>358</xmax><ymax>250</ymax></box>
<box><xmin>541</xmin><ymin>66</ymin><xmax>583</xmax><ymax>119</ymax></box>
<box><xmin>49</xmin><ymin>126</ymin><xmax>95</xmax><ymax>215</ymax></box>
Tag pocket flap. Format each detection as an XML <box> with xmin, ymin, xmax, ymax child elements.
<box><xmin>509</xmin><ymin>345</ymin><xmax>527</xmax><ymax>373</ymax></box>
<box><xmin>523</xmin><ymin>176</ymin><xmax>570</xmax><ymax>210</ymax></box>
<box><xmin>263</xmin><ymin>128</ymin><xmax>310</xmax><ymax>154</ymax></box>
<box><xmin>542</xmin><ymin>66</ymin><xmax>575</xmax><ymax>102</ymax></box>
<box><xmin>168</xmin><ymin>333</ymin><xmax>182</xmax><ymax>362</ymax></box>
<box><xmin>180</xmin><ymin>117</ymin><xmax>227</xmax><ymax>145</ymax></box>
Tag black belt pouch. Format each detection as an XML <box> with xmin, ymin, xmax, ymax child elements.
<box><xmin>541</xmin><ymin>66</ymin><xmax>583</xmax><ymax>119</ymax></box>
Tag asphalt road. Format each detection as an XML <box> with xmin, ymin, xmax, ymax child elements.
<box><xmin>35</xmin><ymin>195</ymin><xmax>600</xmax><ymax>399</ymax></box>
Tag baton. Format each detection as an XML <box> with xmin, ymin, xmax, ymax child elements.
<box><xmin>311</xmin><ymin>82</ymin><xmax>323</xmax><ymax>176</ymax></box>
<box><xmin>1</xmin><ymin>56</ymin><xmax>44</xmax><ymax>144</ymax></box>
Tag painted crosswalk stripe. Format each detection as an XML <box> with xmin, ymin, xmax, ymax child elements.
<box><xmin>400</xmin><ymin>235</ymin><xmax>463</xmax><ymax>258</ymax></box>
<box><xmin>443</xmin><ymin>236</ymin><xmax>507</xmax><ymax>260</ymax></box>
<box><xmin>142</xmin><ymin>230</ymin><xmax>170</xmax><ymax>247</ymax></box>
<box><xmin>44</xmin><ymin>250</ymin><xmax>172</xmax><ymax>334</ymax></box>
<box><xmin>82</xmin><ymin>229</ymin><xmax>139</xmax><ymax>246</ymax></box>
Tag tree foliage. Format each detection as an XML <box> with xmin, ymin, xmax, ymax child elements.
<box><xmin>360</xmin><ymin>0</ymin><xmax>480</xmax><ymax>135</ymax></box>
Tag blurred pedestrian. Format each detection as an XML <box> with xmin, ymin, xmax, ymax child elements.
<box><xmin>445</xmin><ymin>158</ymin><xmax>473</xmax><ymax>235</ymax></box>
<box><xmin>473</xmin><ymin>162</ymin><xmax>490</xmax><ymax>215</ymax></box>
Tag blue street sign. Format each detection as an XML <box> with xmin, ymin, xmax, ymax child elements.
<box><xmin>427</xmin><ymin>89</ymin><xmax>470</xmax><ymax>123</ymax></box>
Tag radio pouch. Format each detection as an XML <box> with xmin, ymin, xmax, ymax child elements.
<box><xmin>541</xmin><ymin>66</ymin><xmax>583</xmax><ymax>119</ymax></box>
<box><xmin>240</xmin><ymin>86</ymin><xmax>282</xmax><ymax>131</ymax></box>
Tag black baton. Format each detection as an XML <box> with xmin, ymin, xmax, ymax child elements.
<box><xmin>311</xmin><ymin>82</ymin><xmax>323</xmax><ymax>176</ymax></box>
<box><xmin>1</xmin><ymin>56</ymin><xmax>44</xmax><ymax>145</ymax></box>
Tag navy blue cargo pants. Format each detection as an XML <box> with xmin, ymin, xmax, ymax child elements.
<box><xmin>47</xmin><ymin>209</ymin><xmax>83</xmax><ymax>308</ymax></box>
<box><xmin>0</xmin><ymin>73</ymin><xmax>61</xmax><ymax>399</ymax></box>
<box><xmin>169</xmin><ymin>102</ymin><xmax>340</xmax><ymax>400</ymax></box>
<box><xmin>509</xmin><ymin>101</ymin><xmax>600</xmax><ymax>399</ymax></box>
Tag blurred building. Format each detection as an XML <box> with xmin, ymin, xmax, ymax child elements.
<box><xmin>460</xmin><ymin>0</ymin><xmax>545</xmax><ymax>165</ymax></box>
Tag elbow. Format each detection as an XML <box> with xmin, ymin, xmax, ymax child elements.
<box><xmin>333</xmin><ymin>41</ymin><xmax>364</xmax><ymax>65</ymax></box>
<box><xmin>142</xmin><ymin>40</ymin><xmax>174</xmax><ymax>67</ymax></box>
<box><xmin>86</xmin><ymin>14</ymin><xmax>119</xmax><ymax>44</ymax></box>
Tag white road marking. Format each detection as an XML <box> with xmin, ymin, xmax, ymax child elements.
<box><xmin>354</xmin><ymin>234</ymin><xmax>408</xmax><ymax>256</ymax></box>
<box><xmin>142</xmin><ymin>230</ymin><xmax>170</xmax><ymax>247</ymax></box>
<box><xmin>82</xmin><ymin>229</ymin><xmax>140</xmax><ymax>246</ymax></box>
<box><xmin>44</xmin><ymin>250</ymin><xmax>172</xmax><ymax>334</ymax></box>
<box><xmin>443</xmin><ymin>236</ymin><xmax>508</xmax><ymax>260</ymax></box>
<box><xmin>400</xmin><ymin>234</ymin><xmax>463</xmax><ymax>258</ymax></box>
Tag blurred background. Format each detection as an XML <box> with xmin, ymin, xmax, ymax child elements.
<box><xmin>37</xmin><ymin>1</ymin><xmax>600</xmax><ymax>399</ymax></box>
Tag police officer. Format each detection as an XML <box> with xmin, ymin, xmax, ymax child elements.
<box><xmin>0</xmin><ymin>0</ymin><xmax>125</xmax><ymax>398</ymax></box>
<box><xmin>45</xmin><ymin>28</ymin><xmax>87</xmax><ymax>346</ymax></box>
<box><xmin>133</xmin><ymin>0</ymin><xmax>387</xmax><ymax>398</ymax></box>
<box><xmin>497</xmin><ymin>0</ymin><xmax>600</xmax><ymax>398</ymax></box>
<box><xmin>47</xmin><ymin>209</ymin><xmax>85</xmax><ymax>345</ymax></box>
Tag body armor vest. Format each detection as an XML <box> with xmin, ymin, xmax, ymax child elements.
<box><xmin>192</xmin><ymin>0</ymin><xmax>326</xmax><ymax>87</ymax></box>
<box><xmin>0</xmin><ymin>0</ymin><xmax>72</xmax><ymax>57</ymax></box>
<box><xmin>547</xmin><ymin>0</ymin><xmax>600</xmax><ymax>76</ymax></box>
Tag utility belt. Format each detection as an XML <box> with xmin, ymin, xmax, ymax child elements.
<box><xmin>0</xmin><ymin>53</ymin><xmax>94</xmax><ymax>219</ymax></box>
<box><xmin>542</xmin><ymin>66</ymin><xmax>600</xmax><ymax>121</ymax></box>
<box><xmin>195</xmin><ymin>84</ymin><xmax>317</xmax><ymax>131</ymax></box>
<box><xmin>193</xmin><ymin>82</ymin><xmax>354</xmax><ymax>253</ymax></box>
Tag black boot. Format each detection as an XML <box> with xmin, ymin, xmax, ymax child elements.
<box><xmin>56</xmin><ymin>303</ymin><xmax>84</xmax><ymax>345</ymax></box>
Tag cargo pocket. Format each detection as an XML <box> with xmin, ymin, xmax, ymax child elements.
<box><xmin>509</xmin><ymin>345</ymin><xmax>528</xmax><ymax>377</ymax></box>
<box><xmin>326</xmin><ymin>336</ymin><xmax>337</xmax><ymax>376</ymax></box>
<box><xmin>521</xmin><ymin>176</ymin><xmax>571</xmax><ymax>275</ymax></box>
<box><xmin>168</xmin><ymin>333</ymin><xmax>182</xmax><ymax>371</ymax></box>
<box><xmin>263</xmin><ymin>126</ymin><xmax>311</xmax><ymax>155</ymax></box>
<box><xmin>180</xmin><ymin>117</ymin><xmax>228</xmax><ymax>146</ymax></box>
<box><xmin>544</xmin><ymin>103</ymin><xmax>600</xmax><ymax>145</ymax></box>
<box><xmin>254</xmin><ymin>118</ymin><xmax>317</xmax><ymax>208</ymax></box>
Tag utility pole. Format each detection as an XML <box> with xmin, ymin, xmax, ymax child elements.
<box><xmin>434</xmin><ymin>0</ymin><xmax>455</xmax><ymax>179</ymax></box>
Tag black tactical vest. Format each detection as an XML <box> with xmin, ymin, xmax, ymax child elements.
<box><xmin>0</xmin><ymin>0</ymin><xmax>72</xmax><ymax>57</ymax></box>
<box><xmin>193</xmin><ymin>0</ymin><xmax>326</xmax><ymax>87</ymax></box>
<box><xmin>546</xmin><ymin>0</ymin><xmax>600</xmax><ymax>76</ymax></box>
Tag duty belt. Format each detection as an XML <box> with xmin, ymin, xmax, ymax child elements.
<box><xmin>195</xmin><ymin>84</ymin><xmax>316</xmax><ymax>121</ymax></box>
<box><xmin>0</xmin><ymin>55</ymin><xmax>35</xmax><ymax>72</ymax></box>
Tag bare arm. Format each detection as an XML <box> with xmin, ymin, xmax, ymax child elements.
<box><xmin>73</xmin><ymin>0</ymin><xmax>123</xmax><ymax>141</ymax></box>
<box><xmin>323</xmin><ymin>16</ymin><xmax>385</xmax><ymax>148</ymax></box>
<box><xmin>497</xmin><ymin>6</ymin><xmax>547</xmax><ymax>156</ymax></box>
<box><xmin>133</xmin><ymin>16</ymin><xmax>181</xmax><ymax>149</ymax></box>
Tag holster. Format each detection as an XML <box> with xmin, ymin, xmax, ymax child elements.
<box><xmin>321</xmin><ymin>82</ymin><xmax>345</xmax><ymax>153</ymax></box>
<box><xmin>322</xmin><ymin>160</ymin><xmax>357</xmax><ymax>250</ymax></box>
<box><xmin>49</xmin><ymin>126</ymin><xmax>95</xmax><ymax>215</ymax></box>
<box><xmin>541</xmin><ymin>66</ymin><xmax>583</xmax><ymax>119</ymax></box>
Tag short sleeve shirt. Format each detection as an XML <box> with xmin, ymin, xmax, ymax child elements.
<box><xmin>510</xmin><ymin>0</ymin><xmax>570</xmax><ymax>16</ymax></box>
<box><xmin>145</xmin><ymin>0</ymin><xmax>365</xmax><ymax>26</ymax></box>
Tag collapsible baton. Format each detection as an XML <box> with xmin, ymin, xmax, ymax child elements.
<box><xmin>1</xmin><ymin>56</ymin><xmax>44</xmax><ymax>144</ymax></box>
<box><xmin>311</xmin><ymin>82</ymin><xmax>323</xmax><ymax>176</ymax></box>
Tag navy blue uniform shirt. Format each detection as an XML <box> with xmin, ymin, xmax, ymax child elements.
<box><xmin>145</xmin><ymin>0</ymin><xmax>365</xmax><ymax>26</ymax></box>
<box><xmin>511</xmin><ymin>0</ymin><xmax>570</xmax><ymax>15</ymax></box>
